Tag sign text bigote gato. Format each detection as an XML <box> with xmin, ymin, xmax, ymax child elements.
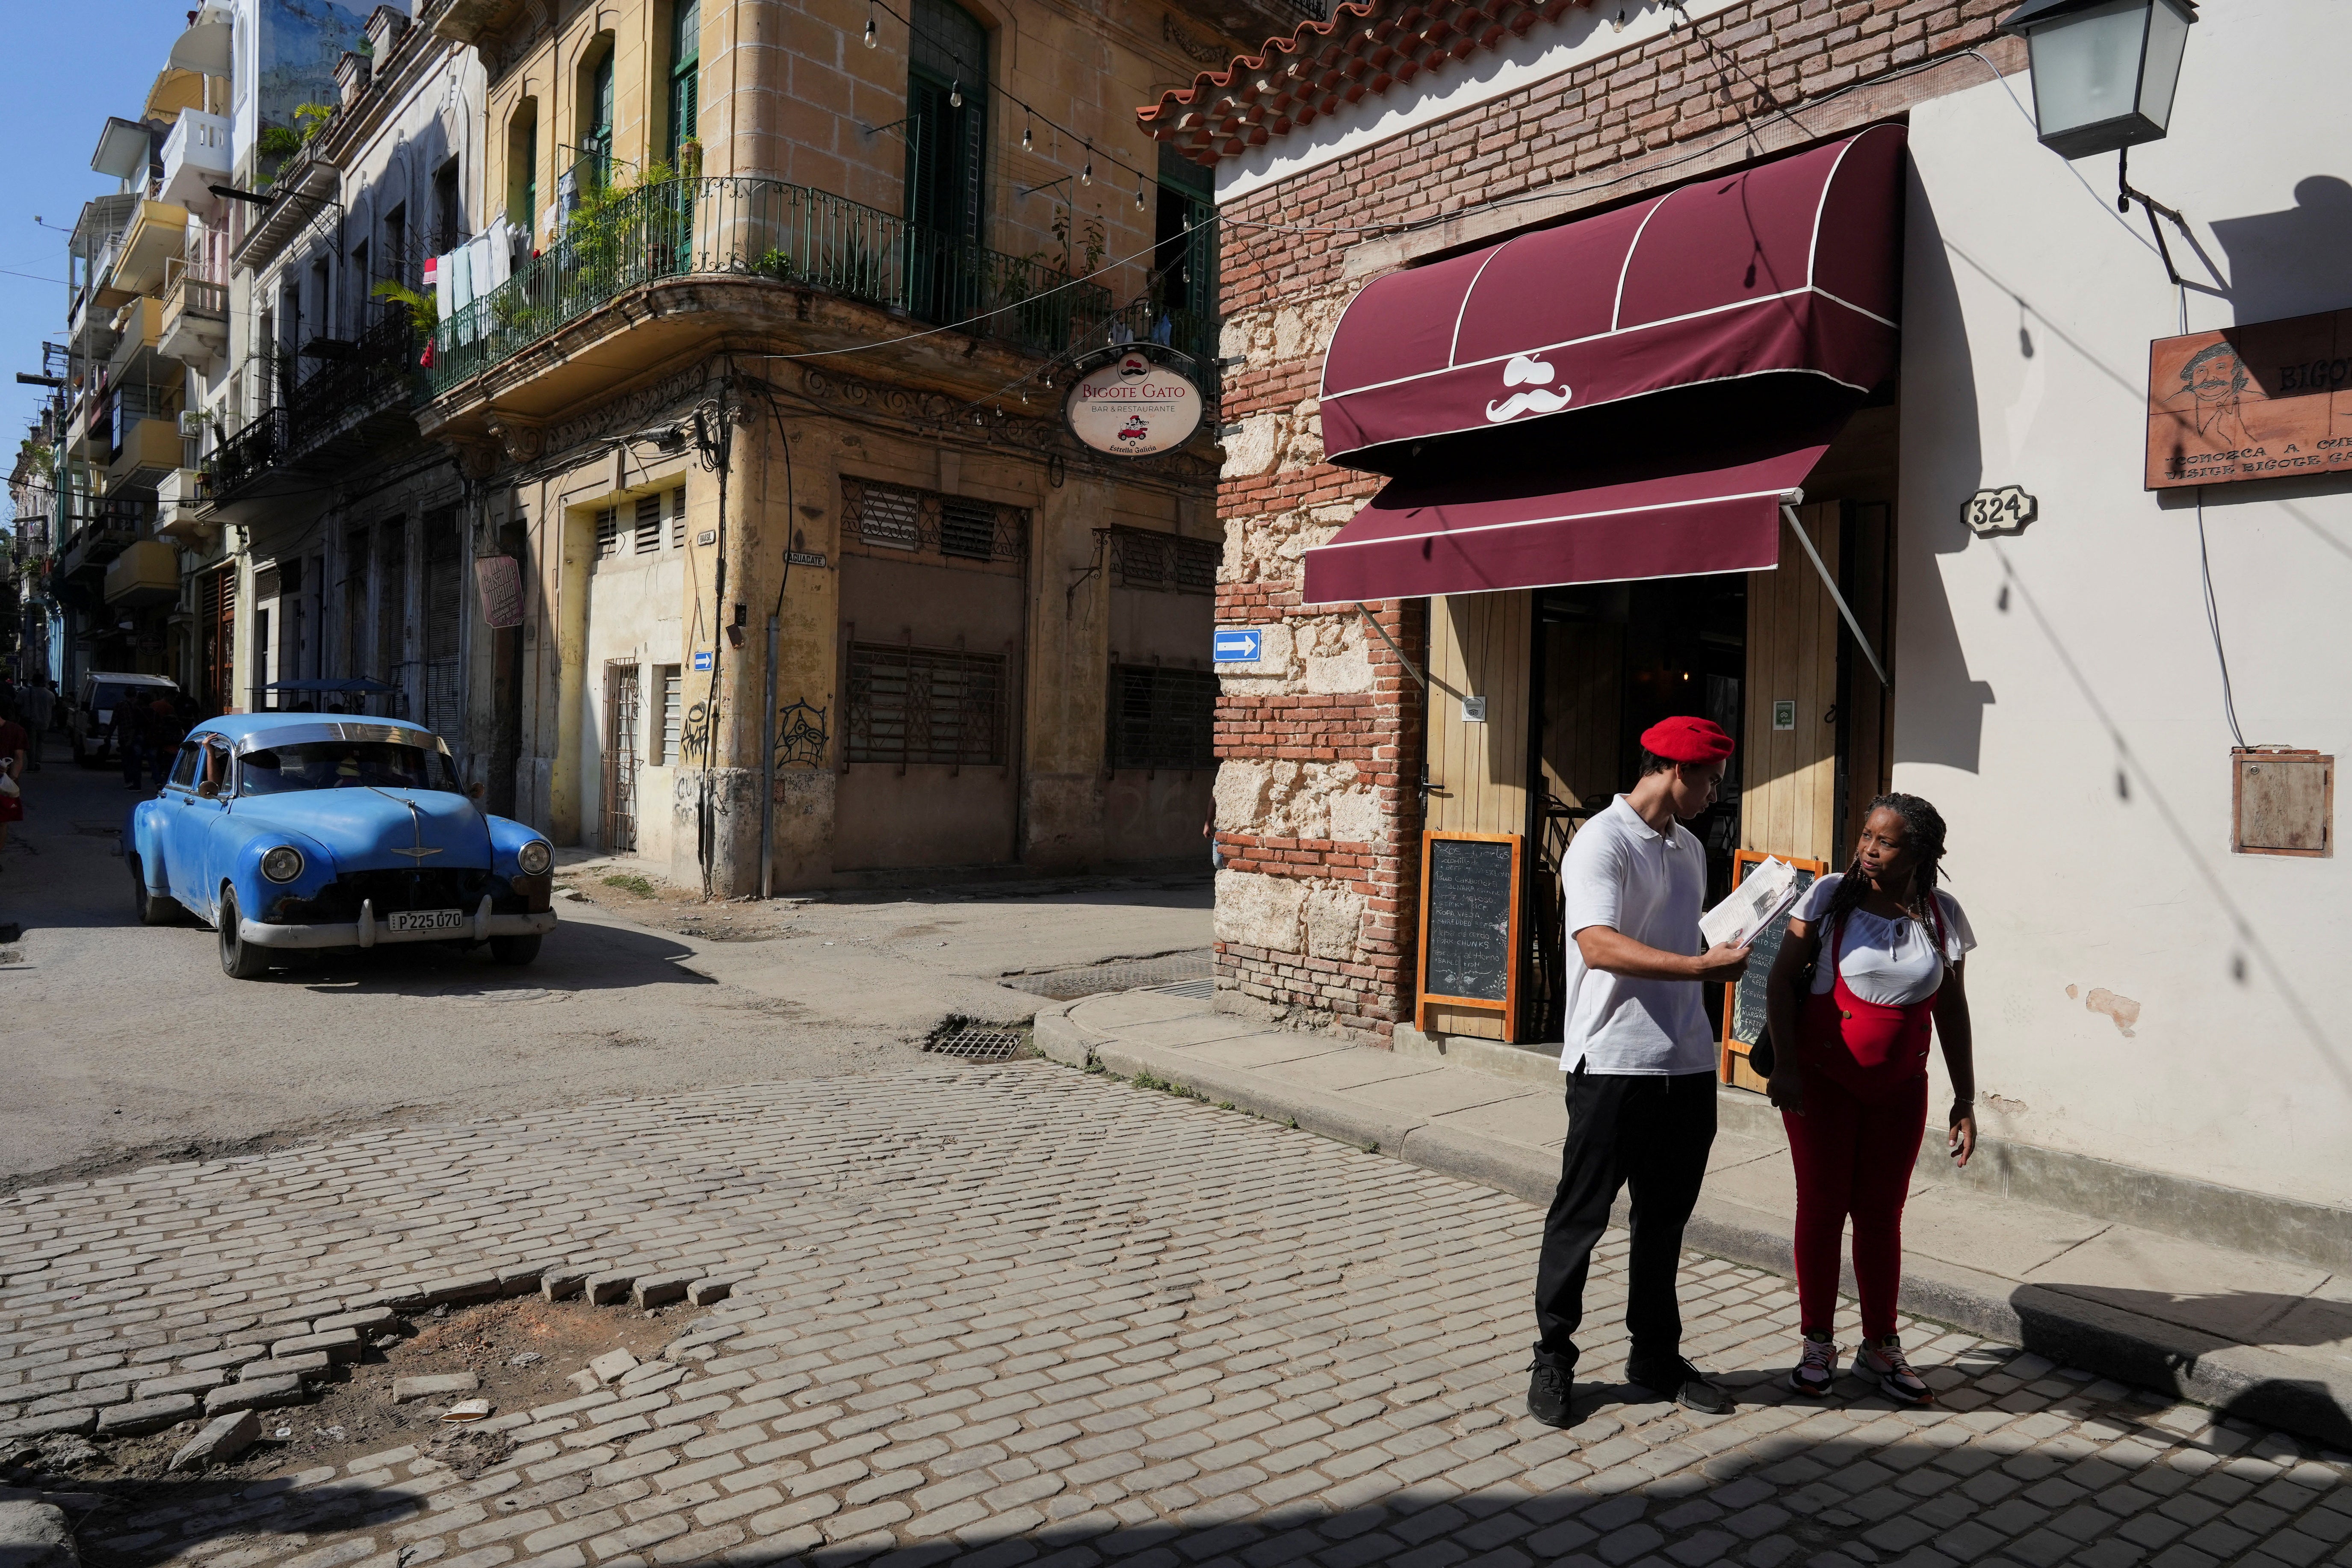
<box><xmin>2147</xmin><ymin>307</ymin><xmax>2352</xmax><ymax>489</ymax></box>
<box><xmin>1064</xmin><ymin>351</ymin><xmax>1203</xmax><ymax>457</ymax></box>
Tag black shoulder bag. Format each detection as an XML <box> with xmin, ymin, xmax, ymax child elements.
<box><xmin>1746</xmin><ymin>913</ymin><xmax>1830</xmax><ymax>1080</ymax></box>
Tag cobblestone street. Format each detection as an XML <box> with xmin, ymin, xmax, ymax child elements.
<box><xmin>5</xmin><ymin>1058</ymin><xmax>2347</xmax><ymax>1568</ymax></box>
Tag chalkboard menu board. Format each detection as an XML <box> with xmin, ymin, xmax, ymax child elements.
<box><xmin>1721</xmin><ymin>850</ymin><xmax>1826</xmax><ymax>1086</ymax></box>
<box><xmin>1418</xmin><ymin>832</ymin><xmax>1523</xmax><ymax>1042</ymax></box>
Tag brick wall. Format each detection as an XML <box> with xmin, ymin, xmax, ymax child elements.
<box><xmin>1204</xmin><ymin>0</ymin><xmax>2020</xmax><ymax>1039</ymax></box>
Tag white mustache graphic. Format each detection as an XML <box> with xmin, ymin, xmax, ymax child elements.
<box><xmin>1486</xmin><ymin>385</ymin><xmax>1574</xmax><ymax>422</ymax></box>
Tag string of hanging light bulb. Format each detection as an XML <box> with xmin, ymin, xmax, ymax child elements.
<box><xmin>862</xmin><ymin>0</ymin><xmax>1158</xmax><ymax>210</ymax></box>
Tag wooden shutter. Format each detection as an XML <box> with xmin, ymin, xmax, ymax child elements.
<box><xmin>1741</xmin><ymin>502</ymin><xmax>1841</xmax><ymax>865</ymax></box>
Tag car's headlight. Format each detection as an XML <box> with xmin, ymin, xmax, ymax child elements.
<box><xmin>516</xmin><ymin>839</ymin><xmax>553</xmax><ymax>877</ymax></box>
<box><xmin>260</xmin><ymin>846</ymin><xmax>304</xmax><ymax>883</ymax></box>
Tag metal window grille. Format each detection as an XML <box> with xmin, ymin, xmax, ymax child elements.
<box><xmin>595</xmin><ymin>506</ymin><xmax>621</xmax><ymax>558</ymax></box>
<box><xmin>669</xmin><ymin>486</ymin><xmax>686</xmax><ymax>548</ymax></box>
<box><xmin>855</xmin><ymin>482</ymin><xmax>925</xmax><ymax>552</ymax></box>
<box><xmin>606</xmin><ymin>663</ymin><xmax>641</xmax><ymax>851</ymax></box>
<box><xmin>843</xmin><ymin>478</ymin><xmax>1027</xmax><ymax>565</ymax></box>
<box><xmin>939</xmin><ymin>496</ymin><xmax>996</xmax><ymax>561</ymax></box>
<box><xmin>1110</xmin><ymin>664</ymin><xmax>1217</xmax><ymax>771</ymax></box>
<box><xmin>847</xmin><ymin>644</ymin><xmax>1007</xmax><ymax>767</ymax></box>
<box><xmin>658</xmin><ymin>665</ymin><xmax>683</xmax><ymax>764</ymax></box>
<box><xmin>1108</xmin><ymin>527</ymin><xmax>1220</xmax><ymax>594</ymax></box>
<box><xmin>633</xmin><ymin>493</ymin><xmax>662</xmax><ymax>554</ymax></box>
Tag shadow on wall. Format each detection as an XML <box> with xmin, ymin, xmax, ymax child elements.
<box><xmin>1889</xmin><ymin>164</ymin><xmax>1994</xmax><ymax>774</ymax></box>
<box><xmin>2210</xmin><ymin>176</ymin><xmax>2352</xmax><ymax>325</ymax></box>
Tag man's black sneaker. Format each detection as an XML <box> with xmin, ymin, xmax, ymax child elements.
<box><xmin>1626</xmin><ymin>1355</ymin><xmax>1733</xmax><ymax>1415</ymax></box>
<box><xmin>1527</xmin><ymin>1361</ymin><xmax>1575</xmax><ymax>1427</ymax></box>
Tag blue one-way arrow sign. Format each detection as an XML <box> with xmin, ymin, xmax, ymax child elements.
<box><xmin>1212</xmin><ymin>629</ymin><xmax>1262</xmax><ymax>664</ymax></box>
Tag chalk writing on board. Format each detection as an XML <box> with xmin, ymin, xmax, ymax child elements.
<box><xmin>1730</xmin><ymin>859</ymin><xmax>1819</xmax><ymax>1045</ymax></box>
<box><xmin>1425</xmin><ymin>838</ymin><xmax>1515</xmax><ymax>1001</ymax></box>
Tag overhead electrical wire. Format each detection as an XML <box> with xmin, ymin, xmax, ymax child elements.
<box><xmin>862</xmin><ymin>0</ymin><xmax>1154</xmax><ymax>190</ymax></box>
<box><xmin>743</xmin><ymin>220</ymin><xmax>1199</xmax><ymax>364</ymax></box>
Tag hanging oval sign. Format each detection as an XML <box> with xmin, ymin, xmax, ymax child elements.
<box><xmin>1064</xmin><ymin>351</ymin><xmax>1203</xmax><ymax>456</ymax></box>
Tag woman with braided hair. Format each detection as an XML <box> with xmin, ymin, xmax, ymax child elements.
<box><xmin>1764</xmin><ymin>793</ymin><xmax>1977</xmax><ymax>1405</ymax></box>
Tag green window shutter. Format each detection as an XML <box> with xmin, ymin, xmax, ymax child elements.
<box><xmin>668</xmin><ymin>0</ymin><xmax>700</xmax><ymax>165</ymax></box>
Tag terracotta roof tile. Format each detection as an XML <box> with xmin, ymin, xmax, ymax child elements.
<box><xmin>1137</xmin><ymin>0</ymin><xmax>1590</xmax><ymax>165</ymax></box>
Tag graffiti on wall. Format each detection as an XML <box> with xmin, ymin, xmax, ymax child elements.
<box><xmin>774</xmin><ymin>701</ymin><xmax>829</xmax><ymax>772</ymax></box>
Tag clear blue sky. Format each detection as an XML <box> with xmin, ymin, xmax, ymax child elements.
<box><xmin>2</xmin><ymin>4</ymin><xmax>192</xmax><ymax>458</ymax></box>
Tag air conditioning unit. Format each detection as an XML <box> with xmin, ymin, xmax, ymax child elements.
<box><xmin>177</xmin><ymin>410</ymin><xmax>206</xmax><ymax>438</ymax></box>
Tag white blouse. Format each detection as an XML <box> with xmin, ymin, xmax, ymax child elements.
<box><xmin>1793</xmin><ymin>874</ymin><xmax>1976</xmax><ymax>1007</ymax></box>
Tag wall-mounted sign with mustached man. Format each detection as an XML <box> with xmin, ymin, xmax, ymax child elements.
<box><xmin>1064</xmin><ymin>345</ymin><xmax>1206</xmax><ymax>457</ymax></box>
<box><xmin>1485</xmin><ymin>353</ymin><xmax>1574</xmax><ymax>423</ymax></box>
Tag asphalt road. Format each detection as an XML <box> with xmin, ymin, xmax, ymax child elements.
<box><xmin>0</xmin><ymin>734</ymin><xmax>1209</xmax><ymax>1192</ymax></box>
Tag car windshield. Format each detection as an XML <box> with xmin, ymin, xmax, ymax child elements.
<box><xmin>238</xmin><ymin>741</ymin><xmax>464</xmax><ymax>796</ymax></box>
<box><xmin>95</xmin><ymin>684</ymin><xmax>153</xmax><ymax>711</ymax></box>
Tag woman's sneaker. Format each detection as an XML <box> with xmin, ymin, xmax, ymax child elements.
<box><xmin>1854</xmin><ymin>1335</ymin><xmax>1934</xmax><ymax>1405</ymax></box>
<box><xmin>1789</xmin><ymin>1332</ymin><xmax>1837</xmax><ymax>1397</ymax></box>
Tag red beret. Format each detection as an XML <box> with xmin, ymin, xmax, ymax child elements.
<box><xmin>1640</xmin><ymin>715</ymin><xmax>1734</xmax><ymax>764</ymax></box>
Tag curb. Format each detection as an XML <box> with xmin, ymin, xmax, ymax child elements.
<box><xmin>1034</xmin><ymin>1003</ymin><xmax>2352</xmax><ymax>1450</ymax></box>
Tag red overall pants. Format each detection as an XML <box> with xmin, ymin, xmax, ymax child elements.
<box><xmin>1783</xmin><ymin>908</ymin><xmax>1945</xmax><ymax>1341</ymax></box>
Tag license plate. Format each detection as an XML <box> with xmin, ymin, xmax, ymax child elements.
<box><xmin>386</xmin><ymin>908</ymin><xmax>467</xmax><ymax>933</ymax></box>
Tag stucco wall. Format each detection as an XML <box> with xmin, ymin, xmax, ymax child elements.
<box><xmin>1897</xmin><ymin>9</ymin><xmax>2352</xmax><ymax>1206</ymax></box>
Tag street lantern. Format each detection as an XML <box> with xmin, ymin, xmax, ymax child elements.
<box><xmin>1999</xmin><ymin>0</ymin><xmax>2196</xmax><ymax>159</ymax></box>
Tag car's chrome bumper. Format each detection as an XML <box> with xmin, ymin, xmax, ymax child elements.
<box><xmin>239</xmin><ymin>894</ymin><xmax>558</xmax><ymax>949</ymax></box>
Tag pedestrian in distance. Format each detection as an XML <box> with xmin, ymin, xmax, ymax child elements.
<box><xmin>1765</xmin><ymin>793</ymin><xmax>1976</xmax><ymax>1406</ymax></box>
<box><xmin>1529</xmin><ymin>715</ymin><xmax>1751</xmax><ymax>1427</ymax></box>
<box><xmin>18</xmin><ymin>680</ymin><xmax>52</xmax><ymax>771</ymax></box>
<box><xmin>0</xmin><ymin>697</ymin><xmax>27</xmax><ymax>860</ymax></box>
<box><xmin>111</xmin><ymin>694</ymin><xmax>150</xmax><ymax>790</ymax></box>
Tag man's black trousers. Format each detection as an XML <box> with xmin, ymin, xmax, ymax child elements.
<box><xmin>1532</xmin><ymin>1066</ymin><xmax>1718</xmax><ymax>1371</ymax></box>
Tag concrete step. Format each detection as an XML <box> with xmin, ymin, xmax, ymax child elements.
<box><xmin>1037</xmin><ymin>988</ymin><xmax>2352</xmax><ymax>1451</ymax></box>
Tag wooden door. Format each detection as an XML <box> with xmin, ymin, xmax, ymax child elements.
<box><xmin>1423</xmin><ymin>591</ymin><xmax>1531</xmax><ymax>1039</ymax></box>
<box><xmin>1742</xmin><ymin>502</ymin><xmax>1841</xmax><ymax>867</ymax></box>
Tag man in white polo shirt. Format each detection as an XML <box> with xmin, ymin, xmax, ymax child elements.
<box><xmin>1529</xmin><ymin>715</ymin><xmax>1749</xmax><ymax>1426</ymax></box>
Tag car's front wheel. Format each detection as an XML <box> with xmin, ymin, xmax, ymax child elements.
<box><xmin>128</xmin><ymin>853</ymin><xmax>180</xmax><ymax>926</ymax></box>
<box><xmin>216</xmin><ymin>886</ymin><xmax>272</xmax><ymax>979</ymax></box>
<box><xmin>489</xmin><ymin>934</ymin><xmax>541</xmax><ymax>966</ymax></box>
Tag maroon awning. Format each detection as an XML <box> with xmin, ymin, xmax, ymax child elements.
<box><xmin>1300</xmin><ymin>127</ymin><xmax>1905</xmax><ymax>605</ymax></box>
<box><xmin>1318</xmin><ymin>126</ymin><xmax>1905</xmax><ymax>464</ymax></box>
<box><xmin>1301</xmin><ymin>425</ymin><xmax>1835</xmax><ymax>605</ymax></box>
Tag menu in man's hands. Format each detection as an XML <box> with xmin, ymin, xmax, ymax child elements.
<box><xmin>1698</xmin><ymin>855</ymin><xmax>1802</xmax><ymax>951</ymax></box>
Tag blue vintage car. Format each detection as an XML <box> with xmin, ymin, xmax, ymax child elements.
<box><xmin>125</xmin><ymin>713</ymin><xmax>559</xmax><ymax>978</ymax></box>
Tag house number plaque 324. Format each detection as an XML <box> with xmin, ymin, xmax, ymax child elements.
<box><xmin>1964</xmin><ymin>486</ymin><xmax>2038</xmax><ymax>536</ymax></box>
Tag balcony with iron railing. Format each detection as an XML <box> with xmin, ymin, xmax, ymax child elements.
<box><xmin>204</xmin><ymin>306</ymin><xmax>425</xmax><ymax>514</ymax></box>
<box><xmin>428</xmin><ymin>176</ymin><xmax>1125</xmax><ymax>396</ymax></box>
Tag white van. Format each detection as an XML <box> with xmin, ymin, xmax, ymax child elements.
<box><xmin>71</xmin><ymin>672</ymin><xmax>180</xmax><ymax>764</ymax></box>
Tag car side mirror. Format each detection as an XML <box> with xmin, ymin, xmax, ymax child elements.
<box><xmin>197</xmin><ymin>780</ymin><xmax>219</xmax><ymax>798</ymax></box>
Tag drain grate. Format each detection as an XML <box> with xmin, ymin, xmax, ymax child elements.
<box><xmin>1155</xmin><ymin>977</ymin><xmax>1215</xmax><ymax>1000</ymax></box>
<box><xmin>928</xmin><ymin>1028</ymin><xmax>1024</xmax><ymax>1062</ymax></box>
<box><xmin>1002</xmin><ymin>950</ymin><xmax>1213</xmax><ymax>1001</ymax></box>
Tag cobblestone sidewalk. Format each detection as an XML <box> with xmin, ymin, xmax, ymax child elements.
<box><xmin>4</xmin><ymin>1063</ymin><xmax>2349</xmax><ymax>1568</ymax></box>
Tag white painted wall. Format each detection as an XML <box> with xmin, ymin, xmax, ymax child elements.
<box><xmin>1896</xmin><ymin>6</ymin><xmax>2352</xmax><ymax>1205</ymax></box>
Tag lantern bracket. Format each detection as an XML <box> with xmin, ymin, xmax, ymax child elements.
<box><xmin>2117</xmin><ymin>145</ymin><xmax>2197</xmax><ymax>288</ymax></box>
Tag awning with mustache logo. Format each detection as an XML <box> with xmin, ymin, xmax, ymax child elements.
<box><xmin>1300</xmin><ymin>127</ymin><xmax>1904</xmax><ymax>605</ymax></box>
